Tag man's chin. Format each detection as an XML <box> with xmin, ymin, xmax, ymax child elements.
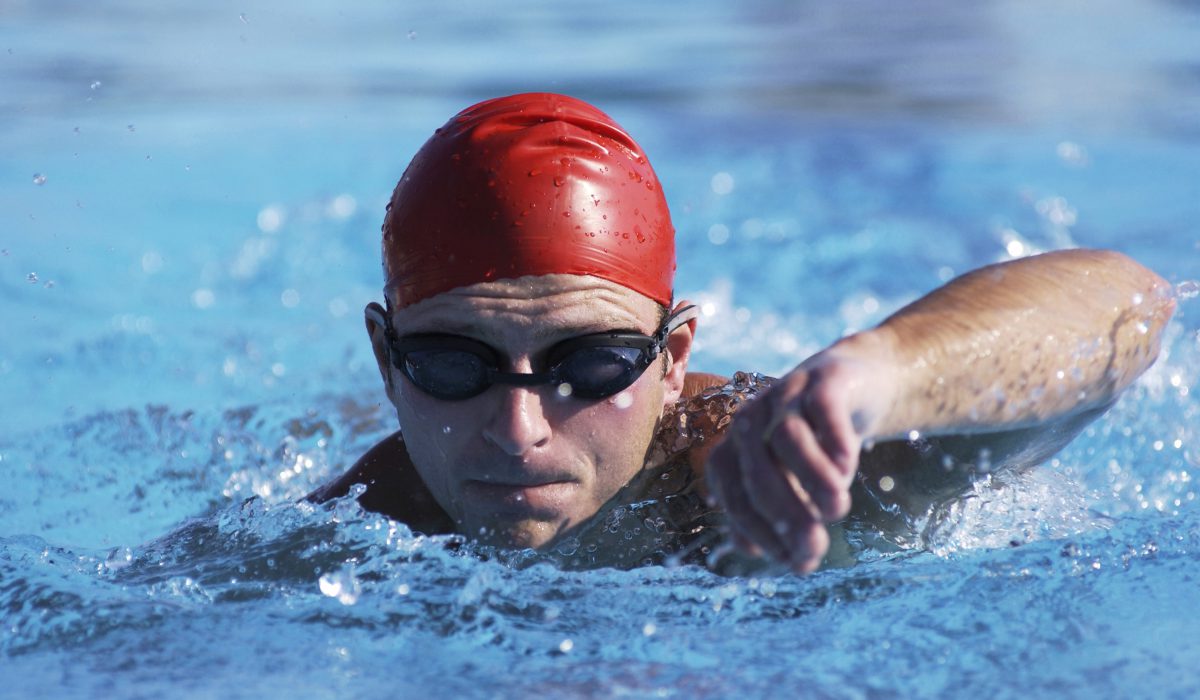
<box><xmin>464</xmin><ymin>516</ymin><xmax>572</xmax><ymax>550</ymax></box>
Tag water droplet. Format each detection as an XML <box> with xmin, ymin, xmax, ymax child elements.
<box><xmin>556</xmin><ymin>383</ymin><xmax>574</xmax><ymax>398</ymax></box>
<box><xmin>318</xmin><ymin>567</ymin><xmax>361</xmax><ymax>605</ymax></box>
<box><xmin>89</xmin><ymin>80</ymin><xmax>102</xmax><ymax>90</ymax></box>
<box><xmin>103</xmin><ymin>547</ymin><xmax>134</xmax><ymax>572</ymax></box>
<box><xmin>442</xmin><ymin>425</ymin><xmax>452</xmax><ymax>434</ymax></box>
<box><xmin>613</xmin><ymin>392</ymin><xmax>633</xmax><ymax>409</ymax></box>
<box><xmin>32</xmin><ymin>173</ymin><xmax>46</xmax><ymax>186</ymax></box>
<box><xmin>192</xmin><ymin>288</ymin><xmax>215</xmax><ymax>309</ymax></box>
<box><xmin>26</xmin><ymin>272</ymin><xmax>38</xmax><ymax>283</ymax></box>
<box><xmin>878</xmin><ymin>476</ymin><xmax>896</xmax><ymax>492</ymax></box>
<box><xmin>558</xmin><ymin>639</ymin><xmax>574</xmax><ymax>653</ymax></box>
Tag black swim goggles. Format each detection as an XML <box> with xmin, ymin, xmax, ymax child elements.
<box><xmin>366</xmin><ymin>303</ymin><xmax>698</xmax><ymax>401</ymax></box>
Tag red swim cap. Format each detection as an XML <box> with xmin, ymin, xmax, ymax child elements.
<box><xmin>382</xmin><ymin>93</ymin><xmax>675</xmax><ymax>309</ymax></box>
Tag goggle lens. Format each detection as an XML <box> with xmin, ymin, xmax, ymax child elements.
<box><xmin>403</xmin><ymin>349</ymin><xmax>491</xmax><ymax>400</ymax></box>
<box><xmin>371</xmin><ymin>304</ymin><xmax>697</xmax><ymax>402</ymax></box>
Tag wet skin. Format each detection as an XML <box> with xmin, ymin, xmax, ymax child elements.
<box><xmin>361</xmin><ymin>274</ymin><xmax>695</xmax><ymax>550</ymax></box>
<box><xmin>314</xmin><ymin>249</ymin><xmax>1175</xmax><ymax>573</ymax></box>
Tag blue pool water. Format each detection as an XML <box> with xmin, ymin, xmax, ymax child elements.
<box><xmin>3</xmin><ymin>1</ymin><xmax>1199</xmax><ymax>697</ymax></box>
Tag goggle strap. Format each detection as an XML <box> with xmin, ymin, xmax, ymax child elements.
<box><xmin>653</xmin><ymin>304</ymin><xmax>699</xmax><ymax>349</ymax></box>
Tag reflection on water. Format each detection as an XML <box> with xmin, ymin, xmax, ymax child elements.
<box><xmin>3</xmin><ymin>0</ymin><xmax>1198</xmax><ymax>134</ymax></box>
<box><xmin>2</xmin><ymin>0</ymin><xmax>1200</xmax><ymax>696</ymax></box>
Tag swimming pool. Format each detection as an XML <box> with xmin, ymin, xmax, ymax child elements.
<box><xmin>2</xmin><ymin>0</ymin><xmax>1199</xmax><ymax>696</ymax></box>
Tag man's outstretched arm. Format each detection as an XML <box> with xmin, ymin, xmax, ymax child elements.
<box><xmin>705</xmin><ymin>249</ymin><xmax>1176</xmax><ymax>572</ymax></box>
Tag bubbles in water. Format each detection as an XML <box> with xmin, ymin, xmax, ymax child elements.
<box><xmin>238</xmin><ymin>13</ymin><xmax>248</xmax><ymax>23</ymax></box>
<box><xmin>257</xmin><ymin>205</ymin><xmax>285</xmax><ymax>233</ymax></box>
<box><xmin>442</xmin><ymin>425</ymin><xmax>452</xmax><ymax>434</ymax></box>
<box><xmin>556</xmin><ymin>383</ymin><xmax>574</xmax><ymax>398</ymax></box>
<box><xmin>280</xmin><ymin>288</ymin><xmax>300</xmax><ymax>308</ymax></box>
<box><xmin>1056</xmin><ymin>141</ymin><xmax>1090</xmax><ymax>167</ymax></box>
<box><xmin>558</xmin><ymin>638</ymin><xmax>574</xmax><ymax>653</ymax></box>
<box><xmin>192</xmin><ymin>288</ymin><xmax>215</xmax><ymax>309</ymax></box>
<box><xmin>1035</xmin><ymin>196</ymin><xmax>1077</xmax><ymax>227</ymax></box>
<box><xmin>710</xmin><ymin>172</ymin><xmax>734</xmax><ymax>195</ymax></box>
<box><xmin>26</xmin><ymin>272</ymin><xmax>38</xmax><ymax>283</ymax></box>
<box><xmin>141</xmin><ymin>251</ymin><xmax>163</xmax><ymax>274</ymax></box>
<box><xmin>707</xmin><ymin>223</ymin><xmax>730</xmax><ymax>245</ymax></box>
<box><xmin>642</xmin><ymin>622</ymin><xmax>657</xmax><ymax>636</ymax></box>
<box><xmin>1176</xmin><ymin>280</ymin><xmax>1199</xmax><ymax>301</ymax></box>
<box><xmin>89</xmin><ymin>80</ymin><xmax>102</xmax><ymax>90</ymax></box>
<box><xmin>878</xmin><ymin>476</ymin><xmax>896</xmax><ymax>493</ymax></box>
<box><xmin>326</xmin><ymin>194</ymin><xmax>357</xmax><ymax>220</ymax></box>
<box><xmin>408</xmin><ymin>30</ymin><xmax>418</xmax><ymax>40</ymax></box>
<box><xmin>32</xmin><ymin>173</ymin><xmax>46</xmax><ymax>186</ymax></box>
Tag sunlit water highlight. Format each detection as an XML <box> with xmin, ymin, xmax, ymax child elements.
<box><xmin>2</xmin><ymin>1</ymin><xmax>1199</xmax><ymax>697</ymax></box>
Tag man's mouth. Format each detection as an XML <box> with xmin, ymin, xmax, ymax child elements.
<box><xmin>461</xmin><ymin>479</ymin><xmax>579</xmax><ymax>515</ymax></box>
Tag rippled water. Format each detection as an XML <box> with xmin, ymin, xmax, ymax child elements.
<box><xmin>3</xmin><ymin>1</ymin><xmax>1200</xmax><ymax>697</ymax></box>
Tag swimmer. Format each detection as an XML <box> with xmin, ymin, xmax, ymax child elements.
<box><xmin>309</xmin><ymin>93</ymin><xmax>1176</xmax><ymax>573</ymax></box>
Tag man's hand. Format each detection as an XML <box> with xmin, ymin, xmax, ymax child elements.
<box><xmin>704</xmin><ymin>250</ymin><xmax>1173</xmax><ymax>574</ymax></box>
<box><xmin>705</xmin><ymin>338</ymin><xmax>897</xmax><ymax>572</ymax></box>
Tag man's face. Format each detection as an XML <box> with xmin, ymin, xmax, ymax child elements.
<box><xmin>367</xmin><ymin>274</ymin><xmax>692</xmax><ymax>549</ymax></box>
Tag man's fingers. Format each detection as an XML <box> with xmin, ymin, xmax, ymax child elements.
<box><xmin>765</xmin><ymin>413</ymin><xmax>852</xmax><ymax>521</ymax></box>
<box><xmin>735</xmin><ymin>420</ymin><xmax>818</xmax><ymax>526</ymax></box>
<box><xmin>706</xmin><ymin>440</ymin><xmax>790</xmax><ymax>562</ymax></box>
<box><xmin>800</xmin><ymin>385</ymin><xmax>860</xmax><ymax>474</ymax></box>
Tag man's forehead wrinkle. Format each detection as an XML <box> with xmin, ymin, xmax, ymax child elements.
<box><xmin>392</xmin><ymin>274</ymin><xmax>657</xmax><ymax>338</ymax></box>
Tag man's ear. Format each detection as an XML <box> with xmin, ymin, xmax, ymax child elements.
<box><xmin>365</xmin><ymin>302</ymin><xmax>397</xmax><ymax>399</ymax></box>
<box><xmin>662</xmin><ymin>299</ymin><xmax>696</xmax><ymax>406</ymax></box>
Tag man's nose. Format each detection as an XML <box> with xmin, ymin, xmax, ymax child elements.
<box><xmin>481</xmin><ymin>384</ymin><xmax>553</xmax><ymax>456</ymax></box>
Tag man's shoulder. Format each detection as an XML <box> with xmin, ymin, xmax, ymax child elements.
<box><xmin>658</xmin><ymin>370</ymin><xmax>774</xmax><ymax>484</ymax></box>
